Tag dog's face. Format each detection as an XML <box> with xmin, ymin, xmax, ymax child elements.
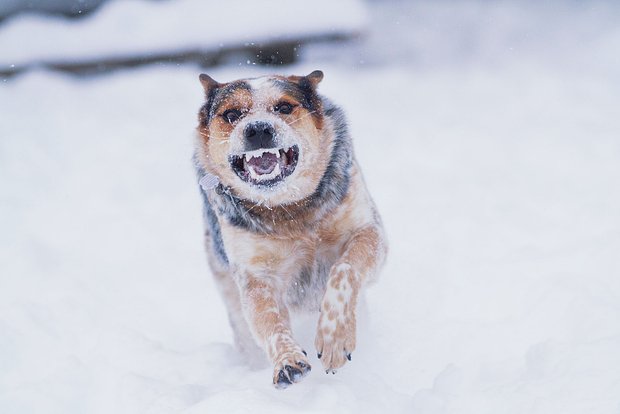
<box><xmin>195</xmin><ymin>71</ymin><xmax>331</xmax><ymax>206</ymax></box>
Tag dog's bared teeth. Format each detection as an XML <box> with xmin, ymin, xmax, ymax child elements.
<box><xmin>231</xmin><ymin>145</ymin><xmax>298</xmax><ymax>185</ymax></box>
<box><xmin>243</xmin><ymin>148</ymin><xmax>282</xmax><ymax>162</ymax></box>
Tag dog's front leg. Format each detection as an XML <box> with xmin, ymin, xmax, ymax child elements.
<box><xmin>238</xmin><ymin>273</ymin><xmax>311</xmax><ymax>388</ymax></box>
<box><xmin>316</xmin><ymin>225</ymin><xmax>386</xmax><ymax>373</ymax></box>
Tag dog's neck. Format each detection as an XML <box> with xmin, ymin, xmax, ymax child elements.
<box><xmin>205</xmin><ymin>160</ymin><xmax>351</xmax><ymax>236</ymax></box>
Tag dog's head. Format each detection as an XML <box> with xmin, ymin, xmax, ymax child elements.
<box><xmin>195</xmin><ymin>71</ymin><xmax>331</xmax><ymax>206</ymax></box>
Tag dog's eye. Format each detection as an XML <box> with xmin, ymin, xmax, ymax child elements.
<box><xmin>223</xmin><ymin>109</ymin><xmax>242</xmax><ymax>124</ymax></box>
<box><xmin>274</xmin><ymin>102</ymin><xmax>294</xmax><ymax>115</ymax></box>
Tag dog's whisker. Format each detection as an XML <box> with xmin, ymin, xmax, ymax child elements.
<box><xmin>280</xmin><ymin>204</ymin><xmax>295</xmax><ymax>221</ymax></box>
<box><xmin>246</xmin><ymin>201</ymin><xmax>262</xmax><ymax>215</ymax></box>
<box><xmin>286</xmin><ymin>110</ymin><xmax>318</xmax><ymax>126</ymax></box>
<box><xmin>286</xmin><ymin>110</ymin><xmax>317</xmax><ymax>126</ymax></box>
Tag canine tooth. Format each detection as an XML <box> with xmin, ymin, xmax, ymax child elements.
<box><xmin>248</xmin><ymin>166</ymin><xmax>260</xmax><ymax>180</ymax></box>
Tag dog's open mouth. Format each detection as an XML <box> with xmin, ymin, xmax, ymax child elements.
<box><xmin>229</xmin><ymin>145</ymin><xmax>299</xmax><ymax>186</ymax></box>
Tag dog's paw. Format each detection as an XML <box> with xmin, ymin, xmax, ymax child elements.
<box><xmin>272</xmin><ymin>350</ymin><xmax>312</xmax><ymax>389</ymax></box>
<box><xmin>315</xmin><ymin>308</ymin><xmax>356</xmax><ymax>373</ymax></box>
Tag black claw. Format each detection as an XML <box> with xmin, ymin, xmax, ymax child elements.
<box><xmin>325</xmin><ymin>370</ymin><xmax>329</xmax><ymax>374</ymax></box>
<box><xmin>317</xmin><ymin>352</ymin><xmax>322</xmax><ymax>359</ymax></box>
<box><xmin>332</xmin><ymin>370</ymin><xmax>336</xmax><ymax>375</ymax></box>
<box><xmin>347</xmin><ymin>353</ymin><xmax>352</xmax><ymax>361</ymax></box>
<box><xmin>276</xmin><ymin>369</ymin><xmax>292</xmax><ymax>389</ymax></box>
<box><xmin>302</xmin><ymin>350</ymin><xmax>307</xmax><ymax>356</ymax></box>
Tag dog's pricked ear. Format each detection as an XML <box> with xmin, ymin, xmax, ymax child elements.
<box><xmin>305</xmin><ymin>70</ymin><xmax>324</xmax><ymax>87</ymax></box>
<box><xmin>287</xmin><ymin>70</ymin><xmax>324</xmax><ymax>89</ymax></box>
<box><xmin>199</xmin><ymin>73</ymin><xmax>221</xmax><ymax>94</ymax></box>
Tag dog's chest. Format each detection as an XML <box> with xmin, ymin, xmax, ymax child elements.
<box><xmin>284</xmin><ymin>232</ymin><xmax>342</xmax><ymax>311</ymax></box>
<box><xmin>285</xmin><ymin>257</ymin><xmax>331</xmax><ymax>311</ymax></box>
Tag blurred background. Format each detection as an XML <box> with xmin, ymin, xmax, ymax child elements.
<box><xmin>1</xmin><ymin>1</ymin><xmax>620</xmax><ymax>413</ymax></box>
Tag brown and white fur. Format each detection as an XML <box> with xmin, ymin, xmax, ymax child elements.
<box><xmin>193</xmin><ymin>70</ymin><xmax>387</xmax><ymax>388</ymax></box>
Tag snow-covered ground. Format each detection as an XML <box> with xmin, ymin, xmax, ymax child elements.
<box><xmin>1</xmin><ymin>1</ymin><xmax>620</xmax><ymax>413</ymax></box>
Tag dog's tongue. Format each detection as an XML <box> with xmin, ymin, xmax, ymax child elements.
<box><xmin>248</xmin><ymin>152</ymin><xmax>278</xmax><ymax>175</ymax></box>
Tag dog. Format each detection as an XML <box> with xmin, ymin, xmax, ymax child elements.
<box><xmin>193</xmin><ymin>70</ymin><xmax>387</xmax><ymax>388</ymax></box>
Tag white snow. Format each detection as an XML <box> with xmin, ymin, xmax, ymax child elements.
<box><xmin>0</xmin><ymin>0</ymin><xmax>368</xmax><ymax>68</ymax></box>
<box><xmin>2</xmin><ymin>1</ymin><xmax>620</xmax><ymax>413</ymax></box>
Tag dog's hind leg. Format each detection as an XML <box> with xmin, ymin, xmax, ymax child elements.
<box><xmin>211</xmin><ymin>268</ymin><xmax>266</xmax><ymax>368</ymax></box>
<box><xmin>237</xmin><ymin>273</ymin><xmax>312</xmax><ymax>389</ymax></box>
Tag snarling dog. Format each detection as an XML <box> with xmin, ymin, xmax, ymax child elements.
<box><xmin>193</xmin><ymin>70</ymin><xmax>387</xmax><ymax>388</ymax></box>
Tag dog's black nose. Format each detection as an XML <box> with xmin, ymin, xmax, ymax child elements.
<box><xmin>244</xmin><ymin>121</ymin><xmax>275</xmax><ymax>150</ymax></box>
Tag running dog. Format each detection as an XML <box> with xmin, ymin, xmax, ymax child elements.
<box><xmin>193</xmin><ymin>70</ymin><xmax>386</xmax><ymax>388</ymax></box>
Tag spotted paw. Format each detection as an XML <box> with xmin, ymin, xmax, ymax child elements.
<box><xmin>272</xmin><ymin>352</ymin><xmax>312</xmax><ymax>389</ymax></box>
<box><xmin>315</xmin><ymin>308</ymin><xmax>356</xmax><ymax>373</ymax></box>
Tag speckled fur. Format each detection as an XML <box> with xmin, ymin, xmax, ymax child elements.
<box><xmin>193</xmin><ymin>71</ymin><xmax>387</xmax><ymax>387</ymax></box>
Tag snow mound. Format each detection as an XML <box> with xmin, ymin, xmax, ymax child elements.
<box><xmin>0</xmin><ymin>0</ymin><xmax>368</xmax><ymax>68</ymax></box>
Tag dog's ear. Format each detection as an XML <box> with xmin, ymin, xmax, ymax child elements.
<box><xmin>305</xmin><ymin>70</ymin><xmax>324</xmax><ymax>88</ymax></box>
<box><xmin>287</xmin><ymin>70</ymin><xmax>324</xmax><ymax>89</ymax></box>
<box><xmin>199</xmin><ymin>73</ymin><xmax>221</xmax><ymax>94</ymax></box>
